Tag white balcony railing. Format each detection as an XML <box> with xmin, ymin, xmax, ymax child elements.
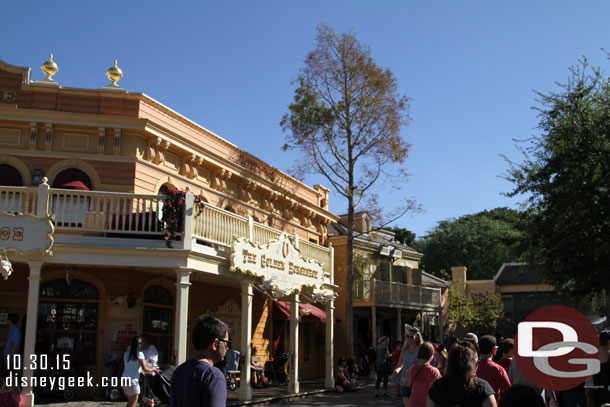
<box><xmin>0</xmin><ymin>185</ymin><xmax>333</xmax><ymax>276</ymax></box>
<box><xmin>354</xmin><ymin>278</ymin><xmax>441</xmax><ymax>308</ymax></box>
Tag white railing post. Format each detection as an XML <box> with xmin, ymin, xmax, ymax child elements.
<box><xmin>182</xmin><ymin>190</ymin><xmax>194</xmax><ymax>251</ymax></box>
<box><xmin>247</xmin><ymin>216</ymin><xmax>254</xmax><ymax>240</ymax></box>
<box><xmin>37</xmin><ymin>178</ymin><xmax>49</xmax><ymax>217</ymax></box>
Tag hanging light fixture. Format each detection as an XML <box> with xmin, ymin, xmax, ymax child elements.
<box><xmin>1</xmin><ymin>250</ymin><xmax>13</xmax><ymax>280</ymax></box>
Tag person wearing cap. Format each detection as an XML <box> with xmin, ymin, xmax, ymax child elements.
<box><xmin>463</xmin><ymin>333</ymin><xmax>479</xmax><ymax>355</ymax></box>
<box><xmin>475</xmin><ymin>335</ymin><xmax>510</xmax><ymax>401</ymax></box>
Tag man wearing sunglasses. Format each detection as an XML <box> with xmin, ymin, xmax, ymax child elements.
<box><xmin>171</xmin><ymin>316</ymin><xmax>230</xmax><ymax>407</ymax></box>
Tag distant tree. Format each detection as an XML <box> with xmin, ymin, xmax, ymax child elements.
<box><xmin>414</xmin><ymin>208</ymin><xmax>528</xmax><ymax>280</ymax></box>
<box><xmin>388</xmin><ymin>226</ymin><xmax>416</xmax><ymax>247</ymax></box>
<box><xmin>281</xmin><ymin>25</ymin><xmax>416</xmax><ymax>356</ymax></box>
<box><xmin>504</xmin><ymin>58</ymin><xmax>610</xmax><ymax>310</ymax></box>
<box><xmin>447</xmin><ymin>282</ymin><xmax>504</xmax><ymax>332</ymax></box>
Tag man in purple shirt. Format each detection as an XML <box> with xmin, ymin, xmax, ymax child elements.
<box><xmin>171</xmin><ymin>316</ymin><xmax>229</xmax><ymax>407</ymax></box>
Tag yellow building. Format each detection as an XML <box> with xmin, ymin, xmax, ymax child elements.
<box><xmin>329</xmin><ymin>212</ymin><xmax>448</xmax><ymax>358</ymax></box>
<box><xmin>0</xmin><ymin>57</ymin><xmax>339</xmax><ymax>405</ymax></box>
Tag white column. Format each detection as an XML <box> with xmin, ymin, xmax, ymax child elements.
<box><xmin>37</xmin><ymin>179</ymin><xmax>49</xmax><ymax>217</ymax></box>
<box><xmin>174</xmin><ymin>270</ymin><xmax>191</xmax><ymax>365</ymax></box>
<box><xmin>289</xmin><ymin>293</ymin><xmax>300</xmax><ymax>393</ymax></box>
<box><xmin>182</xmin><ymin>191</ymin><xmax>194</xmax><ymax>251</ymax></box>
<box><xmin>239</xmin><ymin>282</ymin><xmax>253</xmax><ymax>401</ymax></box>
<box><xmin>20</xmin><ymin>261</ymin><xmax>43</xmax><ymax>407</ymax></box>
<box><xmin>324</xmin><ymin>300</ymin><xmax>335</xmax><ymax>388</ymax></box>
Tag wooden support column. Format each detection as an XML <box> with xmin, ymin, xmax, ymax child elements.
<box><xmin>396</xmin><ymin>308</ymin><xmax>402</xmax><ymax>340</ymax></box>
<box><xmin>289</xmin><ymin>293</ymin><xmax>300</xmax><ymax>394</ymax></box>
<box><xmin>239</xmin><ymin>282</ymin><xmax>254</xmax><ymax>401</ymax></box>
<box><xmin>174</xmin><ymin>269</ymin><xmax>191</xmax><ymax>365</ymax></box>
<box><xmin>20</xmin><ymin>261</ymin><xmax>43</xmax><ymax>407</ymax></box>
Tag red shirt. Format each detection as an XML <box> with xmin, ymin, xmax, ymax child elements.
<box><xmin>392</xmin><ymin>348</ymin><xmax>401</xmax><ymax>368</ymax></box>
<box><xmin>407</xmin><ymin>364</ymin><xmax>442</xmax><ymax>407</ymax></box>
<box><xmin>476</xmin><ymin>358</ymin><xmax>511</xmax><ymax>400</ymax></box>
<box><xmin>498</xmin><ymin>357</ymin><xmax>511</xmax><ymax>375</ymax></box>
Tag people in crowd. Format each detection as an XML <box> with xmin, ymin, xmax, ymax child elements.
<box><xmin>170</xmin><ymin>316</ymin><xmax>230</xmax><ymax>407</ymax></box>
<box><xmin>497</xmin><ymin>338</ymin><xmax>513</xmax><ymax>374</ymax></box>
<box><xmin>122</xmin><ymin>335</ymin><xmax>155</xmax><ymax>407</ymax></box>
<box><xmin>443</xmin><ymin>331</ymin><xmax>458</xmax><ymax>352</ymax></box>
<box><xmin>433</xmin><ymin>344</ymin><xmax>448</xmax><ymax>376</ymax></box>
<box><xmin>426</xmin><ymin>344</ymin><xmax>496</xmax><ymax>407</ymax></box>
<box><xmin>2</xmin><ymin>314</ymin><xmax>21</xmax><ymax>376</ymax></box>
<box><xmin>0</xmin><ymin>376</ymin><xmax>21</xmax><ymax>407</ymax></box>
<box><xmin>335</xmin><ymin>357</ymin><xmax>357</xmax><ymax>392</ymax></box>
<box><xmin>398</xmin><ymin>327</ymin><xmax>423</xmax><ymax>407</ymax></box>
<box><xmin>590</xmin><ymin>330</ymin><xmax>610</xmax><ymax>406</ymax></box>
<box><xmin>492</xmin><ymin>332</ymin><xmax>504</xmax><ymax>363</ymax></box>
<box><xmin>393</xmin><ymin>339</ymin><xmax>404</xmax><ymax>369</ymax></box>
<box><xmin>498</xmin><ymin>384</ymin><xmax>544</xmax><ymax>407</ymax></box>
<box><xmin>406</xmin><ymin>342</ymin><xmax>441</xmax><ymax>407</ymax></box>
<box><xmin>347</xmin><ymin>357</ymin><xmax>359</xmax><ymax>379</ymax></box>
<box><xmin>463</xmin><ymin>333</ymin><xmax>479</xmax><ymax>355</ymax></box>
<box><xmin>140</xmin><ymin>334</ymin><xmax>159</xmax><ymax>404</ymax></box>
<box><xmin>374</xmin><ymin>335</ymin><xmax>391</xmax><ymax>397</ymax></box>
<box><xmin>392</xmin><ymin>339</ymin><xmax>404</xmax><ymax>396</ymax></box>
<box><xmin>476</xmin><ymin>335</ymin><xmax>510</xmax><ymax>401</ymax></box>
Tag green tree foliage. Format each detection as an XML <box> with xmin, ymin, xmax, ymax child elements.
<box><xmin>281</xmin><ymin>25</ymin><xmax>414</xmax><ymax>355</ymax></box>
<box><xmin>447</xmin><ymin>283</ymin><xmax>504</xmax><ymax>332</ymax></box>
<box><xmin>414</xmin><ymin>208</ymin><xmax>528</xmax><ymax>280</ymax></box>
<box><xmin>504</xmin><ymin>58</ymin><xmax>610</xmax><ymax>300</ymax></box>
<box><xmin>388</xmin><ymin>226</ymin><xmax>416</xmax><ymax>247</ymax></box>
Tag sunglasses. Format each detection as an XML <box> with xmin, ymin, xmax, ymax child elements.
<box><xmin>218</xmin><ymin>339</ymin><xmax>232</xmax><ymax>348</ymax></box>
<box><xmin>406</xmin><ymin>335</ymin><xmax>415</xmax><ymax>339</ymax></box>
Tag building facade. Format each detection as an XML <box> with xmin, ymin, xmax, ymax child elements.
<box><xmin>328</xmin><ymin>212</ymin><xmax>445</xmax><ymax>359</ymax></box>
<box><xmin>0</xmin><ymin>57</ymin><xmax>338</xmax><ymax>405</ymax></box>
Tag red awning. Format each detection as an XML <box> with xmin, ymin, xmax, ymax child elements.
<box><xmin>272</xmin><ymin>299</ymin><xmax>331</xmax><ymax>323</ymax></box>
<box><xmin>52</xmin><ymin>168</ymin><xmax>92</xmax><ymax>190</ymax></box>
<box><xmin>57</xmin><ymin>180</ymin><xmax>90</xmax><ymax>191</ymax></box>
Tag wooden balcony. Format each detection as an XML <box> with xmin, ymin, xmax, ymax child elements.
<box><xmin>0</xmin><ymin>185</ymin><xmax>332</xmax><ymax>278</ymax></box>
<box><xmin>353</xmin><ymin>278</ymin><xmax>441</xmax><ymax>311</ymax></box>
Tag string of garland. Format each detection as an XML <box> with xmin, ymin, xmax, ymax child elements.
<box><xmin>160</xmin><ymin>189</ymin><xmax>206</xmax><ymax>247</ymax></box>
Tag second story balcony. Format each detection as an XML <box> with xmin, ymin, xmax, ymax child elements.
<box><xmin>354</xmin><ymin>278</ymin><xmax>441</xmax><ymax>311</ymax></box>
<box><xmin>0</xmin><ymin>184</ymin><xmax>333</xmax><ymax>281</ymax></box>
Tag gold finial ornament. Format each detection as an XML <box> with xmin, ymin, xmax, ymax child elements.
<box><xmin>41</xmin><ymin>54</ymin><xmax>58</xmax><ymax>80</ymax></box>
<box><xmin>106</xmin><ymin>59</ymin><xmax>123</xmax><ymax>86</ymax></box>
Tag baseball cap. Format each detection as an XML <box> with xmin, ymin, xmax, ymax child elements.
<box><xmin>463</xmin><ymin>332</ymin><xmax>478</xmax><ymax>344</ymax></box>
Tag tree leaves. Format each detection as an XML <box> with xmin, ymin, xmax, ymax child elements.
<box><xmin>504</xmin><ymin>57</ymin><xmax>610</xmax><ymax>300</ymax></box>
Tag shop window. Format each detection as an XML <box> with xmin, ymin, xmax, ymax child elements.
<box><xmin>0</xmin><ymin>164</ymin><xmax>23</xmax><ymax>186</ymax></box>
<box><xmin>143</xmin><ymin>285</ymin><xmax>174</xmax><ymax>365</ymax></box>
<box><xmin>38</xmin><ymin>278</ymin><xmax>99</xmax><ymax>368</ymax></box>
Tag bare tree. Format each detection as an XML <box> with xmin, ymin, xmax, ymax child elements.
<box><xmin>281</xmin><ymin>24</ymin><xmax>415</xmax><ymax>356</ymax></box>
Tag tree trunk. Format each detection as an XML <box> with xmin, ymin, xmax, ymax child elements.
<box><xmin>346</xmin><ymin>194</ymin><xmax>354</xmax><ymax>358</ymax></box>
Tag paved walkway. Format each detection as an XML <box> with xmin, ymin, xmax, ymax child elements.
<box><xmin>32</xmin><ymin>378</ymin><xmax>339</xmax><ymax>407</ymax></box>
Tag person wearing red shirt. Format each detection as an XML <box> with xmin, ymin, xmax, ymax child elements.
<box><xmin>497</xmin><ymin>338</ymin><xmax>514</xmax><ymax>375</ymax></box>
<box><xmin>476</xmin><ymin>335</ymin><xmax>510</xmax><ymax>401</ymax></box>
<box><xmin>406</xmin><ymin>342</ymin><xmax>441</xmax><ymax>407</ymax></box>
<box><xmin>392</xmin><ymin>339</ymin><xmax>403</xmax><ymax>369</ymax></box>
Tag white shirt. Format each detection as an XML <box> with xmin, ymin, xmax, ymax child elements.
<box><xmin>143</xmin><ymin>344</ymin><xmax>159</xmax><ymax>369</ymax></box>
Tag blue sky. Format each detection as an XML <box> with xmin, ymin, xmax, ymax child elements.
<box><xmin>4</xmin><ymin>1</ymin><xmax>610</xmax><ymax>237</ymax></box>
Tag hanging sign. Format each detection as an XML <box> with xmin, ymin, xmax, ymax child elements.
<box><xmin>0</xmin><ymin>212</ymin><xmax>54</xmax><ymax>256</ymax></box>
<box><xmin>231</xmin><ymin>234</ymin><xmax>325</xmax><ymax>297</ymax></box>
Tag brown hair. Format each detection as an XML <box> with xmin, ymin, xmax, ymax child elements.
<box><xmin>501</xmin><ymin>338</ymin><xmax>514</xmax><ymax>353</ymax></box>
<box><xmin>444</xmin><ymin>344</ymin><xmax>477</xmax><ymax>395</ymax></box>
<box><xmin>417</xmin><ymin>342</ymin><xmax>435</xmax><ymax>361</ymax></box>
